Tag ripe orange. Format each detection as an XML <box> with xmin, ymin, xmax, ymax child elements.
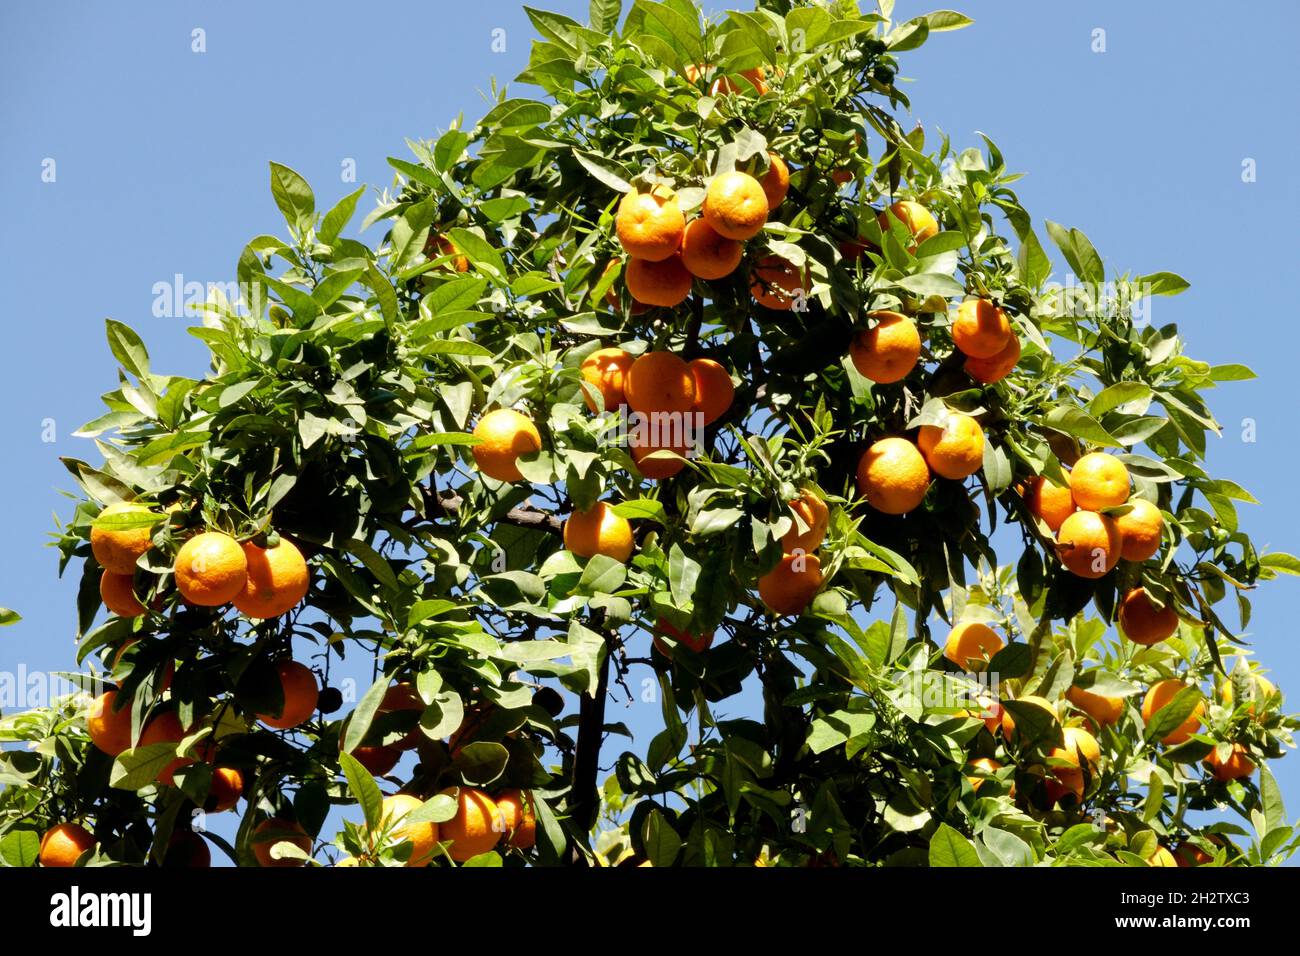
<box><xmin>679</xmin><ymin>218</ymin><xmax>742</xmax><ymax>280</ymax></box>
<box><xmin>831</xmin><ymin>168</ymin><xmax>854</xmax><ymax>187</ymax></box>
<box><xmin>710</xmin><ymin>66</ymin><xmax>769</xmax><ymax>96</ymax></box>
<box><xmin>781</xmin><ymin>489</ymin><xmax>829</xmax><ymax>554</ymax></box>
<box><xmin>1118</xmin><ymin>587</ymin><xmax>1179</xmax><ymax>646</ymax></box>
<box><xmin>951</xmin><ymin>298</ymin><xmax>1012</xmax><ymax>359</ymax></box>
<box><xmin>616</xmin><ymin>185</ymin><xmax>685</xmax><ymax>262</ymax></box>
<box><xmin>87</xmin><ymin>690</ymin><xmax>137</xmax><ymax>757</ymax></box>
<box><xmin>601</xmin><ymin>259</ymin><xmax>649</xmax><ymax>315</ymax></box>
<box><xmin>917</xmin><ymin>414</ymin><xmax>985</xmax><ymax>480</ymax></box>
<box><xmin>966</xmin><ymin>757</ymin><xmax>1002</xmax><ymax>793</ymax></box>
<box><xmin>757</xmin><ymin>553</ymin><xmax>823</xmax><ymax>616</ymax></box>
<box><xmin>625</xmin><ymin>254</ymin><xmax>693</xmax><ymax>307</ymax></box>
<box><xmin>439</xmin><ymin>786</ymin><xmax>502</xmax><ymax>861</ymax></box>
<box><xmin>1116</xmin><ymin>498</ymin><xmax>1163</xmax><ymax>562</ymax></box>
<box><xmin>563</xmin><ymin>501</ymin><xmax>634</xmax><ymax>563</ymax></box>
<box><xmin>1021</xmin><ymin>476</ymin><xmax>1076</xmax><ymax>532</ymax></box>
<box><xmin>625</xmin><ymin>351</ymin><xmax>697</xmax><ymax>415</ymax></box>
<box><xmin>999</xmin><ymin>695</ymin><xmax>1057</xmax><ymax>739</ymax></box>
<box><xmin>1220</xmin><ymin>672</ymin><xmax>1278</xmax><ymax>716</ymax></box>
<box><xmin>381</xmin><ymin>793</ymin><xmax>438</xmax><ymax>867</ymax></box>
<box><xmin>234</xmin><ymin>539</ymin><xmax>309</xmax><ymax>619</ymax></box>
<box><xmin>207</xmin><ymin>766</ymin><xmax>245</xmax><ymax>813</ymax></box>
<box><xmin>1141</xmin><ymin>680</ymin><xmax>1204</xmax><ymax>746</ymax></box>
<box><xmin>471</xmin><ymin>408</ymin><xmax>543</xmax><ymax>483</ymax></box>
<box><xmin>139</xmin><ymin>711</ymin><xmax>193</xmax><ymax>786</ymax></box>
<box><xmin>878</xmin><ymin>200</ymin><xmax>938</xmax><ymax>250</ymax></box>
<box><xmin>963</xmin><ymin>697</ymin><xmax>1003</xmax><ymax>734</ymax></box>
<box><xmin>90</xmin><ymin>502</ymin><xmax>156</xmax><ymax>574</ymax></box>
<box><xmin>426</xmin><ymin>233</ymin><xmax>469</xmax><ymax>272</ymax></box>
<box><xmin>1067</xmin><ymin>684</ymin><xmax>1124</xmax><ymax>726</ymax></box>
<box><xmin>1057</xmin><ymin>726</ymin><xmax>1101</xmax><ymax>770</ymax></box>
<box><xmin>652</xmin><ymin>618</ymin><xmax>714</xmax><ymax>658</ymax></box>
<box><xmin>39</xmin><ymin>823</ymin><xmax>95</xmax><ymax>867</ymax></box>
<box><xmin>495</xmin><ymin>790</ymin><xmax>536</xmax><ymax>850</ymax></box>
<box><xmin>943</xmin><ymin>621</ymin><xmax>1004</xmax><ymax>670</ymax></box>
<box><xmin>100</xmin><ymin>572</ymin><xmax>146</xmax><ymax>618</ymax></box>
<box><xmin>1068</xmin><ymin>452</ymin><xmax>1130</xmax><ymax>511</ymax></box>
<box><xmin>1205</xmin><ymin>743</ymin><xmax>1254</xmax><ymax>782</ymax></box>
<box><xmin>352</xmin><ymin>744</ymin><xmax>400</xmax><ymax>776</ymax></box>
<box><xmin>174</xmin><ymin>531</ymin><xmax>248</xmax><ymax>606</ymax></box>
<box><xmin>856</xmin><ymin>437</ymin><xmax>931</xmax><ymax>515</ymax></box>
<box><xmin>256</xmin><ymin>660</ymin><xmax>319</xmax><ymax>730</ymax></box>
<box><xmin>164</xmin><ymin>830</ymin><xmax>212</xmax><ymax>868</ymax></box>
<box><xmin>749</xmin><ymin>256</ymin><xmax>803</xmax><ymax>310</ymax></box>
<box><xmin>964</xmin><ymin>333</ymin><xmax>1021</xmax><ymax>384</ymax></box>
<box><xmin>252</xmin><ymin>818</ymin><xmax>311</xmax><ymax>867</ymax></box>
<box><xmin>702</xmin><ymin>171</ymin><xmax>768</xmax><ymax>240</ymax></box>
<box><xmin>629</xmin><ymin>435</ymin><xmax>690</xmax><ymax>480</ymax></box>
<box><xmin>1055</xmin><ymin>511</ymin><xmax>1120</xmax><ymax>579</ymax></box>
<box><xmin>1174</xmin><ymin>842</ymin><xmax>1214</xmax><ymax>867</ymax></box>
<box><xmin>760</xmin><ymin>153</ymin><xmax>790</xmax><ymax>209</ymax></box>
<box><xmin>380</xmin><ymin>683</ymin><xmax>426</xmax><ymax>750</ymax></box>
<box><xmin>688</xmin><ymin>358</ymin><xmax>734</xmax><ymax>425</ymax></box>
<box><xmin>849</xmin><ymin>311</ymin><xmax>920</xmax><ymax>384</ymax></box>
<box><xmin>1147</xmin><ymin>846</ymin><xmax>1178</xmax><ymax>867</ymax></box>
<box><xmin>580</xmin><ymin>347</ymin><xmax>634</xmax><ymax>413</ymax></box>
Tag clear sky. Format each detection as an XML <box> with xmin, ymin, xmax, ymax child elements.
<box><xmin>2</xmin><ymin>0</ymin><xmax>1297</xmax><ymax>858</ymax></box>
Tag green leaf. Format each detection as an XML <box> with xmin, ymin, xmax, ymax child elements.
<box><xmin>896</xmin><ymin>272</ymin><xmax>964</xmax><ymax>297</ymax></box>
<box><xmin>1042</xmin><ymin>406</ymin><xmax>1119</xmax><ymax>447</ymax></box>
<box><xmin>111</xmin><ymin>743</ymin><xmax>181</xmax><ymax>791</ymax></box>
<box><xmin>574</xmin><ymin>150</ymin><xmax>631</xmax><ymax>192</ymax></box>
<box><xmin>269</xmin><ymin>162</ymin><xmax>315</xmax><ymax>234</ymax></box>
<box><xmin>340</xmin><ymin>752</ymin><xmax>384</xmax><ymax>832</ymax></box>
<box><xmin>590</xmin><ymin>0</ymin><xmax>622</xmax><ymax>33</ymax></box>
<box><xmin>1209</xmin><ymin>363</ymin><xmax>1255</xmax><ymax>382</ymax></box>
<box><xmin>319</xmin><ymin>186</ymin><xmax>366</xmax><ymax>244</ymax></box>
<box><xmin>612</xmin><ymin>499</ymin><xmax>667</xmax><ymax>524</ymax></box>
<box><xmin>1045</xmin><ymin>220</ymin><xmax>1103</xmax><ymax>284</ymax></box>
<box><xmin>342</xmin><ymin>676</ymin><xmax>390</xmax><ymax>754</ymax></box>
<box><xmin>923</xmin><ymin>10</ymin><xmax>974</xmax><ymax>31</ymax></box>
<box><xmin>1139</xmin><ymin>271</ymin><xmax>1190</xmax><ymax>296</ymax></box>
<box><xmin>106</xmin><ymin>320</ymin><xmax>150</xmax><ymax>379</ymax></box>
<box><xmin>643</xmin><ymin>809</ymin><xmax>682</xmax><ymax>867</ymax></box>
<box><xmin>0</xmin><ymin>829</ymin><xmax>40</xmax><ymax>867</ymax></box>
<box><xmin>445</xmin><ymin>228</ymin><xmax>506</xmax><ymax>281</ymax></box>
<box><xmin>929</xmin><ymin>823</ymin><xmax>982</xmax><ymax>867</ymax></box>
<box><xmin>1260</xmin><ymin>552</ymin><xmax>1300</xmax><ymax>576</ymax></box>
<box><xmin>1088</xmin><ymin>382</ymin><xmax>1152</xmax><ymax>417</ymax></box>
<box><xmin>0</xmin><ymin>607</ymin><xmax>20</xmax><ymax>626</ymax></box>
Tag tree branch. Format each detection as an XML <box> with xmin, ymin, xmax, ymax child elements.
<box><xmin>565</xmin><ymin>640</ymin><xmax>610</xmax><ymax>866</ymax></box>
<box><xmin>422</xmin><ymin>486</ymin><xmax>564</xmax><ymax>535</ymax></box>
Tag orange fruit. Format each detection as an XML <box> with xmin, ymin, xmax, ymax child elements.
<box><xmin>760</xmin><ymin>153</ymin><xmax>790</xmax><ymax>209</ymax></box>
<box><xmin>164</xmin><ymin>830</ymin><xmax>212</xmax><ymax>868</ymax></box>
<box><xmin>1174</xmin><ymin>842</ymin><xmax>1214</xmax><ymax>867</ymax></box>
<box><xmin>629</xmin><ymin>435</ymin><xmax>690</xmax><ymax>480</ymax></box>
<box><xmin>439</xmin><ymin>786</ymin><xmax>502</xmax><ymax>861</ymax></box>
<box><xmin>379</xmin><ymin>683</ymin><xmax>426</xmax><ymax>750</ymax></box>
<box><xmin>256</xmin><ymin>660</ymin><xmax>319</xmax><ymax>730</ymax></box>
<box><xmin>710</xmin><ymin>66</ymin><xmax>769</xmax><ymax>96</ymax></box>
<box><xmin>425</xmin><ymin>233</ymin><xmax>469</xmax><ymax>272</ymax></box>
<box><xmin>625</xmin><ymin>254</ymin><xmax>693</xmax><ymax>307</ymax></box>
<box><xmin>1021</xmin><ymin>476</ymin><xmax>1076</xmax><ymax>532</ymax></box>
<box><xmin>625</xmin><ymin>351</ymin><xmax>697</xmax><ymax>416</ymax></box>
<box><xmin>471</xmin><ymin>408</ymin><xmax>543</xmax><ymax>483</ymax></box>
<box><xmin>1220</xmin><ymin>672</ymin><xmax>1278</xmax><ymax>716</ymax></box>
<box><xmin>962</xmin><ymin>698</ymin><xmax>1003</xmax><ymax>734</ymax></box>
<box><xmin>831</xmin><ymin>168</ymin><xmax>854</xmax><ymax>187</ymax></box>
<box><xmin>1055</xmin><ymin>511</ymin><xmax>1120</xmax><ymax>579</ymax></box>
<box><xmin>964</xmin><ymin>333</ymin><xmax>1021</xmax><ymax>384</ymax></box>
<box><xmin>1056</xmin><ymin>726</ymin><xmax>1101</xmax><ymax>771</ymax></box>
<box><xmin>679</xmin><ymin>218</ymin><xmax>743</xmax><ymax>280</ymax></box>
<box><xmin>39</xmin><ymin>823</ymin><xmax>95</xmax><ymax>867</ymax></box>
<box><xmin>878</xmin><ymin>200</ymin><xmax>938</xmax><ymax>250</ymax></box>
<box><xmin>252</xmin><ymin>818</ymin><xmax>311</xmax><ymax>867</ymax></box>
<box><xmin>917</xmin><ymin>414</ymin><xmax>985</xmax><ymax>480</ymax></box>
<box><xmin>563</xmin><ymin>501</ymin><xmax>634</xmax><ymax>563</ymax></box>
<box><xmin>749</xmin><ymin>256</ymin><xmax>803</xmax><ymax>310</ymax></box>
<box><xmin>1116</xmin><ymin>498</ymin><xmax>1163</xmax><ymax>562</ymax></box>
<box><xmin>781</xmin><ymin>489</ymin><xmax>829</xmax><ymax>554</ymax></box>
<box><xmin>652</xmin><ymin>618</ymin><xmax>714</xmax><ymax>658</ymax></box>
<box><xmin>1068</xmin><ymin>452</ymin><xmax>1130</xmax><ymax>511</ymax></box>
<box><xmin>965</xmin><ymin>757</ymin><xmax>1002</xmax><ymax>793</ymax></box>
<box><xmin>495</xmin><ymin>790</ymin><xmax>537</xmax><ymax>850</ymax></box>
<box><xmin>1067</xmin><ymin>684</ymin><xmax>1124</xmax><ymax>726</ymax></box>
<box><xmin>1206</xmin><ymin>743</ymin><xmax>1254</xmax><ymax>782</ymax></box>
<box><xmin>87</xmin><ymin>690</ymin><xmax>135</xmax><ymax>756</ymax></box>
<box><xmin>579</xmin><ymin>347</ymin><xmax>634</xmax><ymax>413</ymax></box>
<box><xmin>999</xmin><ymin>695</ymin><xmax>1057</xmax><ymax>739</ymax></box>
<box><xmin>702</xmin><ymin>171</ymin><xmax>768</xmax><ymax>240</ymax></box>
<box><xmin>689</xmin><ymin>358</ymin><xmax>734</xmax><ymax>425</ymax></box>
<box><xmin>207</xmin><ymin>766</ymin><xmax>245</xmax><ymax>813</ymax></box>
<box><xmin>757</xmin><ymin>553</ymin><xmax>823</xmax><ymax>616</ymax></box>
<box><xmin>943</xmin><ymin>621</ymin><xmax>1004</xmax><ymax>670</ymax></box>
<box><xmin>173</xmin><ymin>531</ymin><xmax>248</xmax><ymax>607</ymax></box>
<box><xmin>1047</xmin><ymin>766</ymin><xmax>1086</xmax><ymax>804</ymax></box>
<box><xmin>601</xmin><ymin>259</ymin><xmax>650</xmax><ymax>315</ymax></box>
<box><xmin>381</xmin><ymin>793</ymin><xmax>438</xmax><ymax>867</ymax></box>
<box><xmin>233</xmin><ymin>539</ymin><xmax>309</xmax><ymax>619</ymax></box>
<box><xmin>139</xmin><ymin>710</ymin><xmax>193</xmax><ymax>786</ymax></box>
<box><xmin>353</xmin><ymin>744</ymin><xmax>400</xmax><ymax>776</ymax></box>
<box><xmin>100</xmin><ymin>571</ymin><xmax>146</xmax><ymax>618</ymax></box>
<box><xmin>849</xmin><ymin>311</ymin><xmax>921</xmax><ymax>384</ymax></box>
<box><xmin>951</xmin><ymin>298</ymin><xmax>1012</xmax><ymax>359</ymax></box>
<box><xmin>1148</xmin><ymin>846</ymin><xmax>1178</xmax><ymax>867</ymax></box>
<box><xmin>1141</xmin><ymin>680</ymin><xmax>1204</xmax><ymax>746</ymax></box>
<box><xmin>1118</xmin><ymin>587</ymin><xmax>1179</xmax><ymax>646</ymax></box>
<box><xmin>90</xmin><ymin>502</ymin><xmax>156</xmax><ymax>574</ymax></box>
<box><xmin>856</xmin><ymin>437</ymin><xmax>930</xmax><ymax>515</ymax></box>
<box><xmin>616</xmin><ymin>185</ymin><xmax>685</xmax><ymax>262</ymax></box>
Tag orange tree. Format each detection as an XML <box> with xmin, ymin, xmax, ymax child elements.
<box><xmin>2</xmin><ymin>0</ymin><xmax>1298</xmax><ymax>868</ymax></box>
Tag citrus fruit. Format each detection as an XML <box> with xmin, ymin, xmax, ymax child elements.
<box><xmin>702</xmin><ymin>171</ymin><xmax>768</xmax><ymax>240</ymax></box>
<box><xmin>471</xmin><ymin>408</ymin><xmax>542</xmax><ymax>483</ymax></box>
<box><xmin>652</xmin><ymin>618</ymin><xmax>714</xmax><ymax>658</ymax></box>
<box><xmin>966</xmin><ymin>757</ymin><xmax>1002</xmax><ymax>793</ymax></box>
<box><xmin>138</xmin><ymin>710</ymin><xmax>193</xmax><ymax>786</ymax></box>
<box><xmin>856</xmin><ymin>437</ymin><xmax>930</xmax><ymax>514</ymax></box>
<box><xmin>625</xmin><ymin>351</ymin><xmax>697</xmax><ymax>415</ymax></box>
<box><xmin>679</xmin><ymin>218</ymin><xmax>742</xmax><ymax>280</ymax></box>
<box><xmin>163</xmin><ymin>830</ymin><xmax>212</xmax><ymax>868</ymax></box>
<box><xmin>760</xmin><ymin>153</ymin><xmax>790</xmax><ymax>209</ymax></box>
<box><xmin>943</xmin><ymin>621</ymin><xmax>1004</xmax><ymax>670</ymax></box>
<box><xmin>629</xmin><ymin>435</ymin><xmax>690</xmax><ymax>480</ymax></box>
<box><xmin>563</xmin><ymin>501</ymin><xmax>634</xmax><ymax>563</ymax></box>
<box><xmin>1066</xmin><ymin>684</ymin><xmax>1124</xmax><ymax>726</ymax></box>
<box><xmin>100</xmin><ymin>572</ymin><xmax>146</xmax><ymax>618</ymax></box>
<box><xmin>1055</xmin><ymin>510</ymin><xmax>1120</xmax><ymax>579</ymax></box>
<box><xmin>1068</xmin><ymin>452</ymin><xmax>1130</xmax><ymax>511</ymax></box>
<box><xmin>1205</xmin><ymin>743</ymin><xmax>1254</xmax><ymax>782</ymax></box>
<box><xmin>781</xmin><ymin>489</ymin><xmax>829</xmax><ymax>554</ymax></box>
<box><xmin>917</xmin><ymin>414</ymin><xmax>985</xmax><ymax>480</ymax></box>
<box><xmin>951</xmin><ymin>298</ymin><xmax>1012</xmax><ymax>359</ymax></box>
<box><xmin>39</xmin><ymin>823</ymin><xmax>95</xmax><ymax>867</ymax></box>
<box><xmin>495</xmin><ymin>790</ymin><xmax>537</xmax><ymax>849</ymax></box>
<box><xmin>252</xmin><ymin>818</ymin><xmax>311</xmax><ymax>867</ymax></box>
<box><xmin>749</xmin><ymin>256</ymin><xmax>803</xmax><ymax>310</ymax></box>
<box><xmin>616</xmin><ymin>185</ymin><xmax>685</xmax><ymax>262</ymax></box>
<box><xmin>378</xmin><ymin>683</ymin><xmax>425</xmax><ymax>750</ymax></box>
<box><xmin>688</xmin><ymin>357</ymin><xmax>734</xmax><ymax>425</ymax></box>
<box><xmin>1021</xmin><ymin>475</ymin><xmax>1075</xmax><ymax>532</ymax></box>
<box><xmin>963</xmin><ymin>333</ymin><xmax>1021</xmax><ymax>384</ymax></box>
<box><xmin>1174</xmin><ymin>842</ymin><xmax>1214</xmax><ymax>867</ymax></box>
<box><xmin>1220</xmin><ymin>671</ymin><xmax>1278</xmax><ymax>716</ymax></box>
<box><xmin>1148</xmin><ymin>846</ymin><xmax>1178</xmax><ymax>867</ymax></box>
<box><xmin>999</xmin><ymin>695</ymin><xmax>1057</xmax><ymax>739</ymax></box>
<box><xmin>87</xmin><ymin>690</ymin><xmax>135</xmax><ymax>756</ymax></box>
<box><xmin>757</xmin><ymin>553</ymin><xmax>823</xmax><ymax>616</ymax></box>
<box><xmin>579</xmin><ymin>347</ymin><xmax>634</xmax><ymax>413</ymax></box>
<box><xmin>381</xmin><ymin>793</ymin><xmax>438</xmax><ymax>867</ymax></box>
<box><xmin>1115</xmin><ymin>498</ymin><xmax>1163</xmax><ymax>562</ymax></box>
<box><xmin>425</xmin><ymin>233</ymin><xmax>469</xmax><ymax>272</ymax></box>
<box><xmin>234</xmin><ymin>539</ymin><xmax>309</xmax><ymax>619</ymax></box>
<box><xmin>174</xmin><ymin>531</ymin><xmax>248</xmax><ymax>606</ymax></box>
<box><xmin>255</xmin><ymin>660</ymin><xmax>319</xmax><ymax>730</ymax></box>
<box><xmin>625</xmin><ymin>254</ymin><xmax>693</xmax><ymax>307</ymax></box>
<box><xmin>878</xmin><ymin>200</ymin><xmax>938</xmax><ymax>250</ymax></box>
<box><xmin>849</xmin><ymin>311</ymin><xmax>920</xmax><ymax>384</ymax></box>
<box><xmin>438</xmin><ymin>786</ymin><xmax>502</xmax><ymax>861</ymax></box>
<box><xmin>207</xmin><ymin>766</ymin><xmax>245</xmax><ymax>813</ymax></box>
<box><xmin>1141</xmin><ymin>680</ymin><xmax>1204</xmax><ymax>746</ymax></box>
<box><xmin>352</xmin><ymin>744</ymin><xmax>400</xmax><ymax>776</ymax></box>
<box><xmin>1118</xmin><ymin>587</ymin><xmax>1179</xmax><ymax>645</ymax></box>
<box><xmin>90</xmin><ymin>502</ymin><xmax>156</xmax><ymax>574</ymax></box>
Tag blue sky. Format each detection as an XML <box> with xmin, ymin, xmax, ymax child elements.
<box><xmin>1</xmin><ymin>0</ymin><xmax>1297</xmax><ymax>859</ymax></box>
